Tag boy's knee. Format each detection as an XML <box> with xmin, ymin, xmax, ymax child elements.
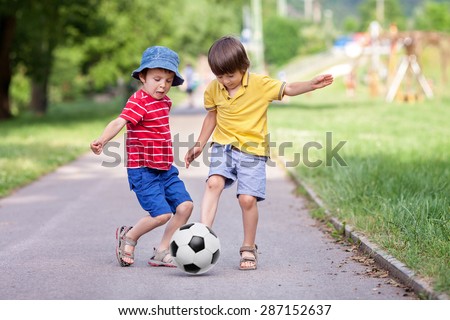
<box><xmin>177</xmin><ymin>201</ymin><xmax>193</xmax><ymax>216</ymax></box>
<box><xmin>155</xmin><ymin>213</ymin><xmax>172</xmax><ymax>225</ymax></box>
<box><xmin>206</xmin><ymin>175</ymin><xmax>225</xmax><ymax>191</ymax></box>
<box><xmin>238</xmin><ymin>194</ymin><xmax>257</xmax><ymax>210</ymax></box>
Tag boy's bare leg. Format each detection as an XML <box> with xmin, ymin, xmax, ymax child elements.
<box><xmin>200</xmin><ymin>175</ymin><xmax>225</xmax><ymax>227</ymax></box>
<box><xmin>238</xmin><ymin>194</ymin><xmax>258</xmax><ymax>269</ymax></box>
<box><xmin>122</xmin><ymin>214</ymin><xmax>172</xmax><ymax>264</ymax></box>
<box><xmin>157</xmin><ymin>201</ymin><xmax>193</xmax><ymax>251</ymax></box>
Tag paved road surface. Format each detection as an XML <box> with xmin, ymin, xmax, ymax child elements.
<box><xmin>0</xmin><ymin>110</ymin><xmax>414</xmax><ymax>300</ymax></box>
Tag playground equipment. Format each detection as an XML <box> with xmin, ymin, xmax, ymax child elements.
<box><xmin>386</xmin><ymin>36</ymin><xmax>433</xmax><ymax>102</ymax></box>
<box><xmin>386</xmin><ymin>30</ymin><xmax>449</xmax><ymax>102</ymax></box>
<box><xmin>344</xmin><ymin>25</ymin><xmax>449</xmax><ymax>102</ymax></box>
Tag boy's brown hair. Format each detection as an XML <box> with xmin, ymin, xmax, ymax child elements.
<box><xmin>208</xmin><ymin>36</ymin><xmax>250</xmax><ymax>75</ymax></box>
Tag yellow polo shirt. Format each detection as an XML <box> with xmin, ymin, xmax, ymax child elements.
<box><xmin>204</xmin><ymin>71</ymin><xmax>286</xmax><ymax>156</ymax></box>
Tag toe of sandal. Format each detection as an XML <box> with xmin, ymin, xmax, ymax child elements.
<box><xmin>239</xmin><ymin>245</ymin><xmax>258</xmax><ymax>270</ymax></box>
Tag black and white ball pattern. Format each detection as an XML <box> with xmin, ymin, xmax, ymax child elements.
<box><xmin>169</xmin><ymin>222</ymin><xmax>221</xmax><ymax>274</ymax></box>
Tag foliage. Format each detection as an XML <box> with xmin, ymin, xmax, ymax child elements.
<box><xmin>342</xmin><ymin>16</ymin><xmax>360</xmax><ymax>33</ymax></box>
<box><xmin>9</xmin><ymin>66</ymin><xmax>30</xmax><ymax>115</ymax></box>
<box><xmin>79</xmin><ymin>0</ymin><xmax>177</xmax><ymax>91</ymax></box>
<box><xmin>1</xmin><ymin>0</ymin><xmax>108</xmax><ymax>115</ymax></box>
<box><xmin>171</xmin><ymin>0</ymin><xmax>241</xmax><ymax>59</ymax></box>
<box><xmin>80</xmin><ymin>0</ymin><xmax>241</xmax><ymax>91</ymax></box>
<box><xmin>414</xmin><ymin>1</ymin><xmax>450</xmax><ymax>32</ymax></box>
<box><xmin>50</xmin><ymin>46</ymin><xmax>88</xmax><ymax>102</ymax></box>
<box><xmin>358</xmin><ymin>0</ymin><xmax>406</xmax><ymax>30</ymax></box>
<box><xmin>1</xmin><ymin>0</ymin><xmax>244</xmax><ymax>117</ymax></box>
<box><xmin>298</xmin><ymin>24</ymin><xmax>329</xmax><ymax>55</ymax></box>
<box><xmin>3</xmin><ymin>0</ymin><xmax>449</xmax><ymax>118</ymax></box>
<box><xmin>13</xmin><ymin>0</ymin><xmax>107</xmax><ymax>77</ymax></box>
<box><xmin>263</xmin><ymin>16</ymin><xmax>301</xmax><ymax>66</ymax></box>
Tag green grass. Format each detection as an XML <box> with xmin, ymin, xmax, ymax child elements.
<box><xmin>0</xmin><ymin>98</ymin><xmax>123</xmax><ymax>197</ymax></box>
<box><xmin>268</xmin><ymin>86</ymin><xmax>450</xmax><ymax>294</ymax></box>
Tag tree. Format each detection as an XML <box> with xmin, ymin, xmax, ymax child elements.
<box><xmin>0</xmin><ymin>0</ymin><xmax>106</xmax><ymax>118</ymax></box>
<box><xmin>0</xmin><ymin>15</ymin><xmax>15</xmax><ymax>119</ymax></box>
<box><xmin>80</xmin><ymin>0</ymin><xmax>190</xmax><ymax>91</ymax></box>
<box><xmin>80</xmin><ymin>0</ymin><xmax>242</xmax><ymax>92</ymax></box>
<box><xmin>358</xmin><ymin>0</ymin><xmax>406</xmax><ymax>31</ymax></box>
<box><xmin>171</xmin><ymin>0</ymin><xmax>241</xmax><ymax>58</ymax></box>
<box><xmin>12</xmin><ymin>0</ymin><xmax>106</xmax><ymax>115</ymax></box>
<box><xmin>414</xmin><ymin>1</ymin><xmax>450</xmax><ymax>32</ymax></box>
<box><xmin>343</xmin><ymin>16</ymin><xmax>360</xmax><ymax>33</ymax></box>
<box><xmin>0</xmin><ymin>0</ymin><xmax>23</xmax><ymax>119</ymax></box>
<box><xmin>2</xmin><ymin>0</ymin><xmax>244</xmax><ymax>118</ymax></box>
<box><xmin>263</xmin><ymin>16</ymin><xmax>301</xmax><ymax>66</ymax></box>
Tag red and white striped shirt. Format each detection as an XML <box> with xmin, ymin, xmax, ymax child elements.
<box><xmin>120</xmin><ymin>89</ymin><xmax>173</xmax><ymax>170</ymax></box>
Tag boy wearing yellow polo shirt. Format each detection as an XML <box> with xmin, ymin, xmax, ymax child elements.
<box><xmin>185</xmin><ymin>36</ymin><xmax>333</xmax><ymax>270</ymax></box>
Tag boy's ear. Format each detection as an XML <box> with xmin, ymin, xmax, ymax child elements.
<box><xmin>139</xmin><ymin>72</ymin><xmax>146</xmax><ymax>83</ymax></box>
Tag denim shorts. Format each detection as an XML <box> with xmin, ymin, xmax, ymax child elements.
<box><xmin>208</xmin><ymin>144</ymin><xmax>268</xmax><ymax>201</ymax></box>
<box><xmin>127</xmin><ymin>166</ymin><xmax>192</xmax><ymax>217</ymax></box>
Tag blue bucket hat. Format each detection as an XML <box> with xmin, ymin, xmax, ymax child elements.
<box><xmin>131</xmin><ymin>46</ymin><xmax>184</xmax><ymax>86</ymax></box>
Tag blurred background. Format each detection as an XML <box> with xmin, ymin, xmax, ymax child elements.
<box><xmin>1</xmin><ymin>0</ymin><xmax>449</xmax><ymax>117</ymax></box>
<box><xmin>1</xmin><ymin>0</ymin><xmax>449</xmax><ymax>296</ymax></box>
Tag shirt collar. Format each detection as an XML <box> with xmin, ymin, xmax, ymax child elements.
<box><xmin>242</xmin><ymin>71</ymin><xmax>249</xmax><ymax>87</ymax></box>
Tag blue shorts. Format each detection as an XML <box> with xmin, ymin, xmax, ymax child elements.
<box><xmin>208</xmin><ymin>144</ymin><xmax>268</xmax><ymax>201</ymax></box>
<box><xmin>127</xmin><ymin>166</ymin><xmax>192</xmax><ymax>217</ymax></box>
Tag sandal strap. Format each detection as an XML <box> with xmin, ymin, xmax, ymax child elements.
<box><xmin>122</xmin><ymin>250</ymin><xmax>134</xmax><ymax>258</ymax></box>
<box><xmin>240</xmin><ymin>245</ymin><xmax>258</xmax><ymax>262</ymax></box>
<box><xmin>239</xmin><ymin>244</ymin><xmax>258</xmax><ymax>270</ymax></box>
<box><xmin>118</xmin><ymin>226</ymin><xmax>137</xmax><ymax>247</ymax></box>
<box><xmin>152</xmin><ymin>248</ymin><xmax>174</xmax><ymax>263</ymax></box>
<box><xmin>122</xmin><ymin>236</ymin><xmax>137</xmax><ymax>247</ymax></box>
<box><xmin>240</xmin><ymin>256</ymin><xmax>257</xmax><ymax>262</ymax></box>
<box><xmin>240</xmin><ymin>245</ymin><xmax>258</xmax><ymax>254</ymax></box>
<box><xmin>116</xmin><ymin>226</ymin><xmax>136</xmax><ymax>267</ymax></box>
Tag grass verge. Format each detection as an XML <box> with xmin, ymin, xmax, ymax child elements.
<box><xmin>268</xmin><ymin>87</ymin><xmax>449</xmax><ymax>294</ymax></box>
<box><xmin>0</xmin><ymin>98</ymin><xmax>123</xmax><ymax>197</ymax></box>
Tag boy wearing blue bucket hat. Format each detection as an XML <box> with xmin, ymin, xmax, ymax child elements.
<box><xmin>91</xmin><ymin>46</ymin><xmax>193</xmax><ymax>267</ymax></box>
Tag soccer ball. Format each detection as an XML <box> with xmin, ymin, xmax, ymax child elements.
<box><xmin>169</xmin><ymin>222</ymin><xmax>221</xmax><ymax>275</ymax></box>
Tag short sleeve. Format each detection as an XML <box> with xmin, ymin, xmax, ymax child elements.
<box><xmin>120</xmin><ymin>97</ymin><xmax>146</xmax><ymax>125</ymax></box>
<box><xmin>260</xmin><ymin>75</ymin><xmax>286</xmax><ymax>101</ymax></box>
<box><xmin>204</xmin><ymin>81</ymin><xmax>217</xmax><ymax>112</ymax></box>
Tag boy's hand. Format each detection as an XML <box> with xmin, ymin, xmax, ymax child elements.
<box><xmin>311</xmin><ymin>74</ymin><xmax>334</xmax><ymax>90</ymax></box>
<box><xmin>90</xmin><ymin>140</ymin><xmax>103</xmax><ymax>155</ymax></box>
<box><xmin>285</xmin><ymin>75</ymin><xmax>334</xmax><ymax>96</ymax></box>
<box><xmin>185</xmin><ymin>144</ymin><xmax>203</xmax><ymax>168</ymax></box>
<box><xmin>90</xmin><ymin>117</ymin><xmax>127</xmax><ymax>155</ymax></box>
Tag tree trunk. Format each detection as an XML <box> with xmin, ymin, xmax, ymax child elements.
<box><xmin>30</xmin><ymin>80</ymin><xmax>48</xmax><ymax>116</ymax></box>
<box><xmin>29</xmin><ymin>28</ymin><xmax>54</xmax><ymax>116</ymax></box>
<box><xmin>0</xmin><ymin>15</ymin><xmax>16</xmax><ymax>120</ymax></box>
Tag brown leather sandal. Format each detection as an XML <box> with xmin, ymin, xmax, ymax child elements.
<box><xmin>239</xmin><ymin>245</ymin><xmax>258</xmax><ymax>270</ymax></box>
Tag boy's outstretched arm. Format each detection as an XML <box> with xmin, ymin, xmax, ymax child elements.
<box><xmin>90</xmin><ymin>117</ymin><xmax>127</xmax><ymax>155</ymax></box>
<box><xmin>184</xmin><ymin>110</ymin><xmax>217</xmax><ymax>168</ymax></box>
<box><xmin>284</xmin><ymin>74</ymin><xmax>333</xmax><ymax>97</ymax></box>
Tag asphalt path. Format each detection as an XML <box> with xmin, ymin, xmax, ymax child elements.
<box><xmin>0</xmin><ymin>109</ymin><xmax>414</xmax><ymax>300</ymax></box>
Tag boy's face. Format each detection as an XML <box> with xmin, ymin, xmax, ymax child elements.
<box><xmin>139</xmin><ymin>68</ymin><xmax>174</xmax><ymax>100</ymax></box>
<box><xmin>216</xmin><ymin>70</ymin><xmax>244</xmax><ymax>92</ymax></box>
